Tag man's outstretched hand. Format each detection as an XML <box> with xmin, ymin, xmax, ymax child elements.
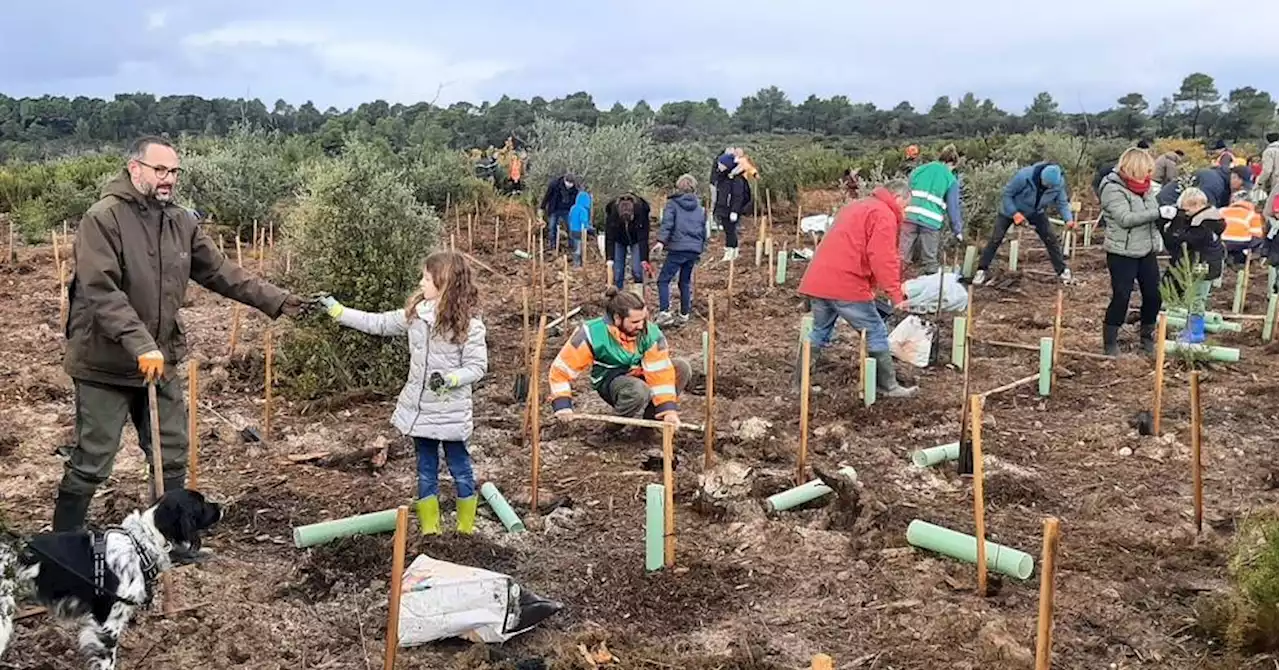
<box><xmin>661</xmin><ymin>411</ymin><xmax>681</xmax><ymax>426</ymax></box>
<box><xmin>555</xmin><ymin>409</ymin><xmax>575</xmax><ymax>424</ymax></box>
<box><xmin>281</xmin><ymin>293</ymin><xmax>325</xmax><ymax>318</ymax></box>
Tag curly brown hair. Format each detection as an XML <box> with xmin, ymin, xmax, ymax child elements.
<box><xmin>404</xmin><ymin>251</ymin><xmax>478</xmax><ymax>345</ymax></box>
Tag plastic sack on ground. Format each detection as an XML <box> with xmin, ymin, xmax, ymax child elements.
<box><xmin>889</xmin><ymin>315</ymin><xmax>934</xmax><ymax>368</ymax></box>
<box><xmin>801</xmin><ymin>214</ymin><xmax>833</xmax><ymax>234</ymax></box>
<box><xmin>398</xmin><ymin>554</ymin><xmax>563</xmax><ymax>646</ymax></box>
<box><xmin>902</xmin><ymin>271</ymin><xmax>969</xmax><ymax>314</ymax></box>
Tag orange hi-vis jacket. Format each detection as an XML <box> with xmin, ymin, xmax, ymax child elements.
<box><xmin>1221</xmin><ymin>200</ymin><xmax>1264</xmax><ymax>243</ymax></box>
<box><xmin>548</xmin><ymin>318</ymin><xmax>679</xmax><ymax>417</ymax></box>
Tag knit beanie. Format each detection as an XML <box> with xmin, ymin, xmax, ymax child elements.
<box><xmin>1040</xmin><ymin>164</ymin><xmax>1063</xmax><ymax>188</ymax></box>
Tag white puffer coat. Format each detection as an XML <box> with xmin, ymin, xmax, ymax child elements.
<box><xmin>336</xmin><ymin>300</ymin><xmax>487</xmax><ymax>441</ymax></box>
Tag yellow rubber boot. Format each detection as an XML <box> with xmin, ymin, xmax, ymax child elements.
<box><xmin>415</xmin><ymin>496</ymin><xmax>440</xmax><ymax>535</ymax></box>
<box><xmin>456</xmin><ymin>496</ymin><xmax>478</xmax><ymax>535</ymax></box>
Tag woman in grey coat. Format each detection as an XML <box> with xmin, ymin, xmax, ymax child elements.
<box><xmin>1099</xmin><ymin>148</ymin><xmax>1176</xmax><ymax>355</ymax></box>
<box><xmin>320</xmin><ymin>251</ymin><xmax>488</xmax><ymax>535</ymax></box>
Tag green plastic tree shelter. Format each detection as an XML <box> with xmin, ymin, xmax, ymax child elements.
<box><xmin>1164</xmin><ymin>308</ymin><xmax>1230</xmax><ymax>325</ymax></box>
<box><xmin>775</xmin><ymin>250</ymin><xmax>788</xmax><ymax>284</ymax></box>
<box><xmin>863</xmin><ymin>359</ymin><xmax>876</xmax><ymax>406</ymax></box>
<box><xmin>480</xmin><ymin>482</ymin><xmax>525</xmax><ymax>533</ymax></box>
<box><xmin>911</xmin><ymin>441</ymin><xmax>959</xmax><ymax>468</ymax></box>
<box><xmin>1162</xmin><ymin>313</ymin><xmax>1241</xmax><ymax>333</ymax></box>
<box><xmin>951</xmin><ymin>317</ymin><xmax>967</xmax><ymax>370</ymax></box>
<box><xmin>1008</xmin><ymin>239</ymin><xmax>1020</xmax><ymax>272</ymax></box>
<box><xmin>293</xmin><ymin>508</ymin><xmax>400</xmax><ymax>548</ymax></box>
<box><xmin>906</xmin><ymin>519</ymin><xmax>1035</xmax><ymax>580</ymax></box>
<box><xmin>1038</xmin><ymin>337</ymin><xmax>1052</xmax><ymax>396</ymax></box>
<box><xmin>1163</xmin><ymin>341</ymin><xmax>1241</xmax><ymax>362</ymax></box>
<box><xmin>645</xmin><ymin>484</ymin><xmax>664</xmax><ymax>572</ymax></box>
<box><xmin>763</xmin><ymin>466</ymin><xmax>859</xmax><ymax>514</ymax></box>
<box><xmin>961</xmin><ymin>245</ymin><xmax>977</xmax><ymax>278</ymax></box>
<box><xmin>1264</xmin><ymin>293</ymin><xmax>1278</xmax><ymax>341</ymax></box>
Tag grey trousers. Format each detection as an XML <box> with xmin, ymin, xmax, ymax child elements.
<box><xmin>60</xmin><ymin>379</ymin><xmax>188</xmax><ymax>497</ymax></box>
<box><xmin>601</xmin><ymin>358</ymin><xmax>692</xmax><ymax>418</ymax></box>
<box><xmin>900</xmin><ymin>221</ymin><xmax>943</xmax><ymax>274</ymax></box>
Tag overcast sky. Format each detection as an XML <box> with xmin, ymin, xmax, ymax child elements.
<box><xmin>3</xmin><ymin>0</ymin><xmax>1277</xmax><ymax>113</ymax></box>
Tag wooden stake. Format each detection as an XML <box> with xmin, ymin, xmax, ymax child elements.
<box><xmin>227</xmin><ymin>306</ymin><xmax>241</xmax><ymax>358</ymax></box>
<box><xmin>252</xmin><ymin>220</ymin><xmax>259</xmax><ymax>258</ymax></box>
<box><xmin>970</xmin><ymin>394</ymin><xmax>987</xmax><ymax>596</ymax></box>
<box><xmin>797</xmin><ymin>336</ymin><xmax>812</xmax><ymax>486</ymax></box>
<box><xmin>979</xmin><ymin>339</ymin><xmax>1114</xmax><ymax>361</ymax></box>
<box><xmin>811</xmin><ymin>654</ymin><xmax>834</xmax><ymax>670</ymax></box>
<box><xmin>146</xmin><ymin>381</ymin><xmax>174</xmax><ymax>614</ymax></box>
<box><xmin>383</xmin><ymin>505</ymin><xmax>410</xmax><ymax>670</ymax></box>
<box><xmin>467</xmin><ymin>213</ymin><xmax>474</xmax><ymax>253</ymax></box>
<box><xmin>187</xmin><ymin>359</ymin><xmax>199</xmax><ymax>491</ymax></box>
<box><xmin>764</xmin><ymin>189</ymin><xmax>773</xmax><ymax>243</ymax></box>
<box><xmin>51</xmin><ymin>230</ymin><xmax>60</xmax><ymax>268</ymax></box>
<box><xmin>263</xmin><ymin>327</ymin><xmax>274</xmax><ymax>441</ymax></box>
<box><xmin>257</xmin><ymin>226</ymin><xmax>266</xmax><ymax>274</ymax></box>
<box><xmin>704</xmin><ymin>295</ymin><xmax>716</xmax><ymax>470</ymax></box>
<box><xmin>235</xmin><ymin>235</ymin><xmax>243</xmax><ymax>265</ymax></box>
<box><xmin>1034</xmin><ymin>517</ymin><xmax>1061</xmax><ymax>670</ymax></box>
<box><xmin>57</xmin><ymin>261</ymin><xmax>67</xmax><ymax>331</ymax></box>
<box><xmin>1051</xmin><ymin>288</ymin><xmax>1064</xmax><ymax>391</ymax></box>
<box><xmin>1152</xmin><ymin>313</ymin><xmax>1168</xmax><ymax>435</ymax></box>
<box><xmin>1233</xmin><ymin>253</ymin><xmax>1252</xmax><ymax>314</ymax></box>
<box><xmin>662</xmin><ymin>424</ymin><xmax>676</xmax><ymax>567</ymax></box>
<box><xmin>529</xmin><ymin>315</ymin><xmax>547</xmax><ymax>519</ymax></box>
<box><xmin>494</xmin><ymin>216</ymin><xmax>500</xmax><ymax>253</ymax></box>
<box><xmin>1190</xmin><ymin>370</ymin><xmax>1203</xmax><ymax>534</ymax></box>
<box><xmin>7</xmin><ymin>218</ymin><xmax>15</xmax><ymax>263</ymax></box>
<box><xmin>562</xmin><ymin>255</ymin><xmax>570</xmax><ymax>322</ymax></box>
<box><xmin>526</xmin><ymin>216</ymin><xmax>533</xmax><ymax>253</ymax></box>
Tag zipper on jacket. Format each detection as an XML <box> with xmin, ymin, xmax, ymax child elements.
<box><xmin>409</xmin><ymin>316</ymin><xmax>430</xmax><ymax>430</ymax></box>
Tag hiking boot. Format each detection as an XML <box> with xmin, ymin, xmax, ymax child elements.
<box><xmin>1178</xmin><ymin>314</ymin><xmax>1206</xmax><ymax>344</ymax></box>
<box><xmin>415</xmin><ymin>496</ymin><xmax>441</xmax><ymax>535</ymax></box>
<box><xmin>655</xmin><ymin>311</ymin><xmax>676</xmax><ymax>327</ymax></box>
<box><xmin>52</xmin><ymin>489</ymin><xmax>93</xmax><ymax>532</ymax></box>
<box><xmin>971</xmin><ymin>269</ymin><xmax>988</xmax><ymax>286</ymax></box>
<box><xmin>1139</xmin><ymin>322</ymin><xmax>1157</xmax><ymax>355</ymax></box>
<box><xmin>1059</xmin><ymin>268</ymin><xmax>1075</xmax><ymax>285</ymax></box>
<box><xmin>720</xmin><ymin>248</ymin><xmax>734</xmax><ymax>262</ymax></box>
<box><xmin>873</xmin><ymin>351</ymin><xmax>918</xmax><ymax>398</ymax></box>
<box><xmin>455</xmin><ymin>496</ymin><xmax>478</xmax><ymax>535</ymax></box>
<box><xmin>676</xmin><ymin>312</ymin><xmax>690</xmax><ymax>326</ymax></box>
<box><xmin>1103</xmin><ymin>325</ymin><xmax>1120</xmax><ymax>356</ymax></box>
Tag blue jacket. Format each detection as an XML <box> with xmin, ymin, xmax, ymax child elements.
<box><xmin>568</xmin><ymin>191</ymin><xmax>593</xmax><ymax>233</ymax></box>
<box><xmin>659</xmin><ymin>193</ymin><xmax>707</xmax><ymax>253</ymax></box>
<box><xmin>1000</xmin><ymin>163</ymin><xmax>1073</xmax><ymax>222</ymax></box>
<box><xmin>1193</xmin><ymin>167</ymin><xmax>1231</xmax><ymax>208</ymax></box>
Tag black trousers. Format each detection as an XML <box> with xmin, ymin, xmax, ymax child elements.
<box><xmin>978</xmin><ymin>212</ymin><xmax>1066</xmax><ymax>275</ymax></box>
<box><xmin>1105</xmin><ymin>252</ymin><xmax>1162</xmax><ymax>327</ymax></box>
<box><xmin>718</xmin><ymin>214</ymin><xmax>739</xmax><ymax>249</ymax></box>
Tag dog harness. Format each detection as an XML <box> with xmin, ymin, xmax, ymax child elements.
<box><xmin>93</xmin><ymin>527</ymin><xmax>161</xmax><ymax>607</ymax></box>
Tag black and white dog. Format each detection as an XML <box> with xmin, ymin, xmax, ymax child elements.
<box><xmin>0</xmin><ymin>489</ymin><xmax>222</xmax><ymax>669</ymax></box>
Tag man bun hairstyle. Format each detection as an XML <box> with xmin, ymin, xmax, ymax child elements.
<box><xmin>603</xmin><ymin>286</ymin><xmax>645</xmax><ymax>321</ymax></box>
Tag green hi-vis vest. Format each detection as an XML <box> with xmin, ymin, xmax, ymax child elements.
<box><xmin>584</xmin><ymin>317</ymin><xmax>661</xmax><ymax>390</ymax></box>
<box><xmin>905</xmin><ymin>161</ymin><xmax>957</xmax><ymax>231</ymax></box>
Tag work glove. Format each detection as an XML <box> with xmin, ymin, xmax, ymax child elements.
<box><xmin>428</xmin><ymin>371</ymin><xmax>463</xmax><ymax>395</ymax></box>
<box><xmin>729</xmin><ymin>212</ymin><xmax>739</xmax><ymax>223</ymax></box>
<box><xmin>138</xmin><ymin>350</ymin><xmax>165</xmax><ymax>383</ymax></box>
<box><xmin>318</xmin><ymin>295</ymin><xmax>345</xmax><ymax>319</ymax></box>
<box><xmin>1012</xmin><ymin>213</ymin><xmax>1027</xmax><ymax>226</ymax></box>
<box><xmin>1066</xmin><ymin>220</ymin><xmax>1078</xmax><ymax>230</ymax></box>
<box><xmin>641</xmin><ymin>261</ymin><xmax>654</xmax><ymax>277</ymax></box>
<box><xmin>1159</xmin><ymin>206</ymin><xmax>1178</xmax><ymax>220</ymax></box>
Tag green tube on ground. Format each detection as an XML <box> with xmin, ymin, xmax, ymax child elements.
<box><xmin>911</xmin><ymin>442</ymin><xmax>960</xmax><ymax>468</ymax></box>
<box><xmin>645</xmin><ymin>484</ymin><xmax>664</xmax><ymax>572</ymax></box>
<box><xmin>764</xmin><ymin>466</ymin><xmax>858</xmax><ymax>514</ymax></box>
<box><xmin>1163</xmin><ymin>340</ymin><xmax>1241</xmax><ymax>362</ymax></box>
<box><xmin>480</xmin><ymin>482</ymin><xmax>525</xmax><ymax>533</ymax></box>
<box><xmin>906</xmin><ymin>519</ymin><xmax>1035</xmax><ymax>580</ymax></box>
<box><xmin>1009</xmin><ymin>239</ymin><xmax>1020</xmax><ymax>272</ymax></box>
<box><xmin>1163</xmin><ymin>314</ymin><xmax>1241</xmax><ymax>333</ymax></box>
<box><xmin>951</xmin><ymin>317</ymin><xmax>967</xmax><ymax>370</ymax></box>
<box><xmin>962</xmin><ymin>245</ymin><xmax>977</xmax><ymax>278</ymax></box>
<box><xmin>1038</xmin><ymin>337</ymin><xmax>1053</xmax><ymax>396</ymax></box>
<box><xmin>1264</xmin><ymin>293</ymin><xmax>1278</xmax><ymax>342</ymax></box>
<box><xmin>293</xmin><ymin>508</ymin><xmax>400</xmax><ymax>548</ymax></box>
<box><xmin>514</xmin><ymin>250</ymin><xmax>532</xmax><ymax>260</ymax></box>
<box><xmin>1083</xmin><ymin>222</ymin><xmax>1093</xmax><ymax>246</ymax></box>
<box><xmin>775</xmin><ymin>250</ymin><xmax>788</xmax><ymax>284</ymax></box>
<box><xmin>755</xmin><ymin>240</ymin><xmax>764</xmax><ymax>266</ymax></box>
<box><xmin>863</xmin><ymin>358</ymin><xmax>876</xmax><ymax>406</ymax></box>
<box><xmin>1164</xmin><ymin>308</ymin><xmax>1225</xmax><ymax>325</ymax></box>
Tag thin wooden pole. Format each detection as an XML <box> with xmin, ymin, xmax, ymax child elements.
<box><xmin>444</xmin><ymin>193</ymin><xmax>451</xmax><ymax>231</ymax></box>
<box><xmin>187</xmin><ymin>359</ymin><xmax>199</xmax><ymax>491</ymax></box>
<box><xmin>383</xmin><ymin>505</ymin><xmax>410</xmax><ymax>670</ymax></box>
<box><xmin>57</xmin><ymin>261</ymin><xmax>67</xmax><ymax>331</ymax></box>
<box><xmin>811</xmin><ymin>654</ymin><xmax>834</xmax><ymax>670</ymax></box>
<box><xmin>980</xmin><ymin>339</ymin><xmax>1114</xmax><ymax>361</ymax></box>
<box><xmin>454</xmin><ymin>207</ymin><xmax>462</xmax><ymax>248</ymax></box>
<box><xmin>252</xmin><ymin>220</ymin><xmax>259</xmax><ymax>259</ymax></box>
<box><xmin>797</xmin><ymin>337</ymin><xmax>812</xmax><ymax>486</ymax></box>
<box><xmin>467</xmin><ymin>213</ymin><xmax>474</xmax><ymax>253</ymax></box>
<box><xmin>1190</xmin><ymin>370</ymin><xmax>1203</xmax><ymax>534</ymax></box>
<box><xmin>494</xmin><ymin>216</ymin><xmax>500</xmax><ymax>253</ymax></box>
<box><xmin>662</xmin><ymin>424</ymin><xmax>676</xmax><ymax>567</ymax></box>
<box><xmin>529</xmin><ymin>315</ymin><xmax>547</xmax><ymax>519</ymax></box>
<box><xmin>562</xmin><ymin>255</ymin><xmax>570</xmax><ymax>321</ymax></box>
<box><xmin>1051</xmin><ymin>288</ymin><xmax>1064</xmax><ymax>391</ymax></box>
<box><xmin>764</xmin><ymin>189</ymin><xmax>773</xmax><ymax>243</ymax></box>
<box><xmin>1034</xmin><ymin>517</ymin><xmax>1062</xmax><ymax>670</ymax></box>
<box><xmin>526</xmin><ymin>216</ymin><xmax>533</xmax><ymax>253</ymax></box>
<box><xmin>146</xmin><ymin>380</ymin><xmax>173</xmax><ymax>613</ymax></box>
<box><xmin>263</xmin><ymin>327</ymin><xmax>274</xmax><ymax>442</ymax></box>
<box><xmin>1153</xmin><ymin>313</ymin><xmax>1168</xmax><ymax>435</ymax></box>
<box><xmin>704</xmin><ymin>295</ymin><xmax>716</xmax><ymax>470</ymax></box>
<box><xmin>970</xmin><ymin>394</ymin><xmax>987</xmax><ymax>596</ymax></box>
<box><xmin>7</xmin><ymin>217</ymin><xmax>15</xmax><ymax>263</ymax></box>
<box><xmin>51</xmin><ymin>230</ymin><xmax>60</xmax><ymax>268</ymax></box>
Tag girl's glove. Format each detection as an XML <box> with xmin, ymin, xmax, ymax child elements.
<box><xmin>428</xmin><ymin>371</ymin><xmax>463</xmax><ymax>395</ymax></box>
<box><xmin>318</xmin><ymin>295</ymin><xmax>344</xmax><ymax>319</ymax></box>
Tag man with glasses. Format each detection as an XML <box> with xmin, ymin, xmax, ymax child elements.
<box><xmin>55</xmin><ymin>136</ymin><xmax>311</xmax><ymax>547</ymax></box>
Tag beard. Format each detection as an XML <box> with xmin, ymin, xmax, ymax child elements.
<box><xmin>144</xmin><ymin>181</ymin><xmax>174</xmax><ymax>202</ymax></box>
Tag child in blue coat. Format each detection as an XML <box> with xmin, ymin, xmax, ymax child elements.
<box><xmin>568</xmin><ymin>190</ymin><xmax>593</xmax><ymax>267</ymax></box>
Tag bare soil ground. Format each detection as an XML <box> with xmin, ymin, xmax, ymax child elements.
<box><xmin>2</xmin><ymin>194</ymin><xmax>1277</xmax><ymax>669</ymax></box>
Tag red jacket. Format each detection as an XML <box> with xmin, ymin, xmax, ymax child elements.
<box><xmin>798</xmin><ymin>188</ymin><xmax>905</xmax><ymax>304</ymax></box>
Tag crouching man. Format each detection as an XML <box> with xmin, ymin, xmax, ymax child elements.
<box><xmin>548</xmin><ymin>288</ymin><xmax>690</xmax><ymax>425</ymax></box>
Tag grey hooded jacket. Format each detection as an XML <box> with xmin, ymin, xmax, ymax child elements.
<box><xmin>336</xmin><ymin>301</ymin><xmax>487</xmax><ymax>441</ymax></box>
<box><xmin>1100</xmin><ymin>171</ymin><xmax>1164</xmax><ymax>258</ymax></box>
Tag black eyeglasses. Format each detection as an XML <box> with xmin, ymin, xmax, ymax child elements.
<box><xmin>136</xmin><ymin>160</ymin><xmax>183</xmax><ymax>179</ymax></box>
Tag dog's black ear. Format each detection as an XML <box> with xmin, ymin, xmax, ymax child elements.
<box><xmin>153</xmin><ymin>490</ymin><xmax>218</xmax><ymax>549</ymax></box>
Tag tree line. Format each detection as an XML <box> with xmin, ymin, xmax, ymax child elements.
<box><xmin>1</xmin><ymin>72</ymin><xmax>1274</xmax><ymax>161</ymax></box>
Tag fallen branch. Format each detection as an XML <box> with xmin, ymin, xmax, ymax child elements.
<box><xmin>979</xmin><ymin>373</ymin><xmax>1040</xmax><ymax>398</ymax></box>
<box><xmin>573</xmin><ymin>412</ymin><xmax>705</xmax><ymax>432</ymax></box>
<box><xmin>460</xmin><ymin>251</ymin><xmax>498</xmax><ymax>275</ymax></box>
<box><xmin>979</xmin><ymin>339</ymin><xmax>1115</xmax><ymax>361</ymax></box>
<box><xmin>16</xmin><ymin>607</ymin><xmax>47</xmax><ymax>620</ymax></box>
<box><xmin>547</xmin><ymin>306</ymin><xmax>583</xmax><ymax>331</ymax></box>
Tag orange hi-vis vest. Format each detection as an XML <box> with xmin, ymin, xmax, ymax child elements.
<box><xmin>1221</xmin><ymin>200</ymin><xmax>1264</xmax><ymax>242</ymax></box>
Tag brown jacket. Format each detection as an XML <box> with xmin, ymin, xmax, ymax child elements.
<box><xmin>64</xmin><ymin>171</ymin><xmax>288</xmax><ymax>386</ymax></box>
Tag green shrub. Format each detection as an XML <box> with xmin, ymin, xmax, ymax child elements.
<box><xmin>651</xmin><ymin>142</ymin><xmax>714</xmax><ymax>191</ymax></box>
<box><xmin>278</xmin><ymin>141</ymin><xmax>441</xmax><ymax>400</ymax></box>
<box><xmin>526</xmin><ymin>118</ymin><xmax>654</xmax><ymax>217</ymax></box>
<box><xmin>405</xmin><ymin>147</ymin><xmax>490</xmax><ymax>214</ymax></box>
<box><xmin>1198</xmin><ymin>513</ymin><xmax>1279</xmax><ymax>655</ymax></box>
<box><xmin>752</xmin><ymin>142</ymin><xmax>848</xmax><ymax>204</ymax></box>
<box><xmin>13</xmin><ymin>197</ymin><xmax>55</xmax><ymax>243</ymax></box>
<box><xmin>180</xmin><ymin>124</ymin><xmax>298</xmax><ymax>237</ymax></box>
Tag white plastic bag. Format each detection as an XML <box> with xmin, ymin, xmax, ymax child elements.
<box><xmin>801</xmin><ymin>214</ymin><xmax>833</xmax><ymax>234</ymax></box>
<box><xmin>902</xmin><ymin>271</ymin><xmax>969</xmax><ymax>314</ymax></box>
<box><xmin>398</xmin><ymin>554</ymin><xmax>562</xmax><ymax>646</ymax></box>
<box><xmin>889</xmin><ymin>315</ymin><xmax>934</xmax><ymax>368</ymax></box>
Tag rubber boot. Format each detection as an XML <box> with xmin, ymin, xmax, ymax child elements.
<box><xmin>456</xmin><ymin>496</ymin><xmax>478</xmax><ymax>535</ymax></box>
<box><xmin>52</xmin><ymin>489</ymin><xmax>93</xmax><ymax>532</ymax></box>
<box><xmin>1139</xmin><ymin>322</ymin><xmax>1157</xmax><ymax>355</ymax></box>
<box><xmin>873</xmin><ymin>351</ymin><xmax>918</xmax><ymax>398</ymax></box>
<box><xmin>1178</xmin><ymin>314</ymin><xmax>1206</xmax><ymax>344</ymax></box>
<box><xmin>1103</xmin><ymin>325</ymin><xmax>1120</xmax><ymax>356</ymax></box>
<box><xmin>163</xmin><ymin>475</ymin><xmax>185</xmax><ymax>497</ymax></box>
<box><xmin>415</xmin><ymin>496</ymin><xmax>441</xmax><ymax>535</ymax></box>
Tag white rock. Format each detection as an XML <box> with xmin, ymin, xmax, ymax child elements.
<box><xmin>1118</xmin><ymin>447</ymin><xmax>1133</xmax><ymax>457</ymax></box>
